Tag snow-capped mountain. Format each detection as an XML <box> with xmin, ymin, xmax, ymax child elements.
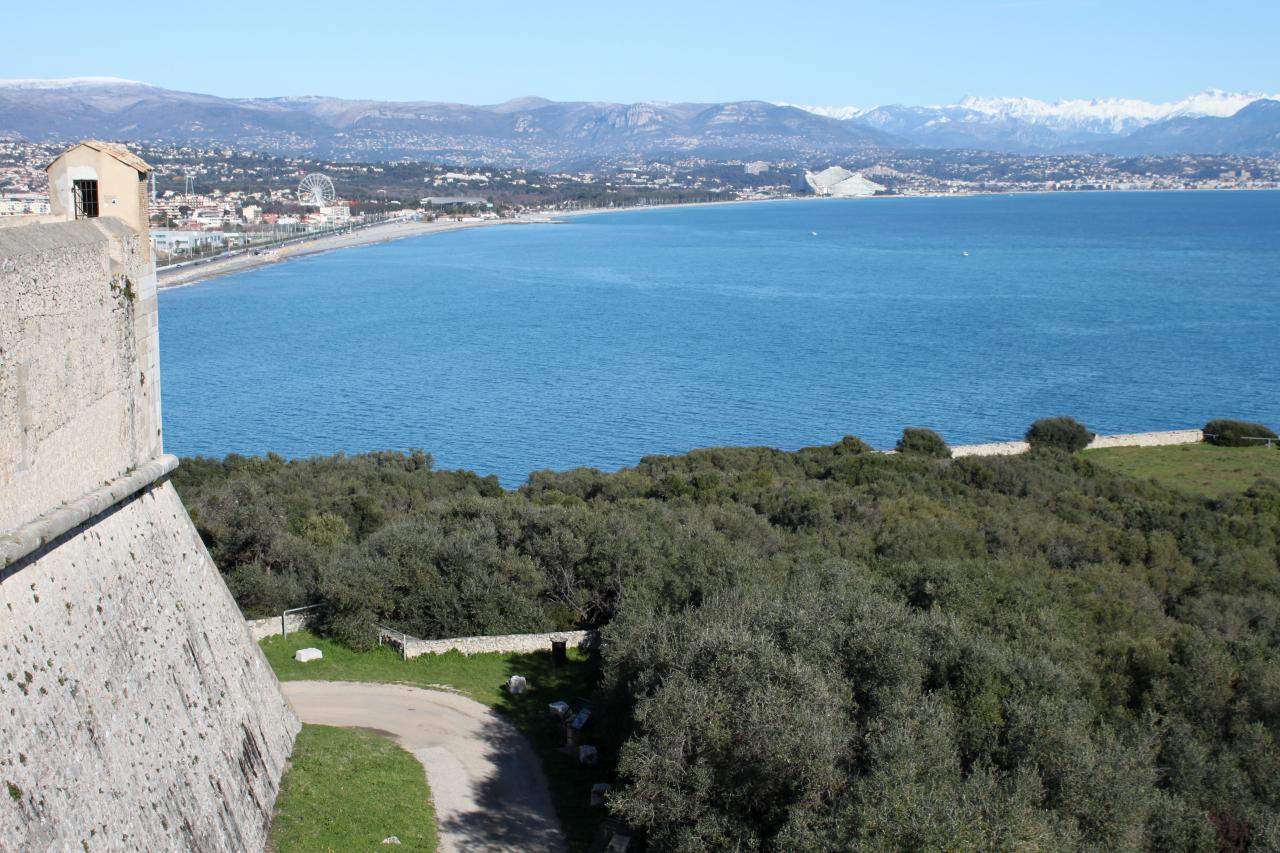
<box><xmin>780</xmin><ymin>103</ymin><xmax>864</xmax><ymax>121</ymax></box>
<box><xmin>1106</xmin><ymin>98</ymin><xmax>1280</xmax><ymax>156</ymax></box>
<box><xmin>955</xmin><ymin>90</ymin><xmax>1277</xmax><ymax>134</ymax></box>
<box><xmin>786</xmin><ymin>90</ymin><xmax>1280</xmax><ymax>152</ymax></box>
<box><xmin>0</xmin><ymin>76</ymin><xmax>150</xmax><ymax>90</ymax></box>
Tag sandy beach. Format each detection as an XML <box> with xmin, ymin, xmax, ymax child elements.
<box><xmin>155</xmin><ymin>197</ymin><xmax>807</xmax><ymax>289</ymax></box>
<box><xmin>156</xmin><ymin>216</ymin><xmax>517</xmax><ymax>289</ymax></box>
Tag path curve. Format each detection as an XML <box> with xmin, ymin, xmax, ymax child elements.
<box><xmin>281</xmin><ymin>681</ymin><xmax>566</xmax><ymax>853</ymax></box>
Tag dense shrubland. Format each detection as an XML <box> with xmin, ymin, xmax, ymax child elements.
<box><xmin>174</xmin><ymin>435</ymin><xmax>1280</xmax><ymax>851</ymax></box>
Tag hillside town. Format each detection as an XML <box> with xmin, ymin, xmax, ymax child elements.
<box><xmin>2</xmin><ymin>137</ymin><xmax>1276</xmax><ymax>263</ymax></box>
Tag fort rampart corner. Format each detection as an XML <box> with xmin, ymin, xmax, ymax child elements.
<box><xmin>0</xmin><ymin>142</ymin><xmax>298</xmax><ymax>851</ymax></box>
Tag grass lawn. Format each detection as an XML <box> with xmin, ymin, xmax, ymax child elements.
<box><xmin>263</xmin><ymin>631</ymin><xmax>611</xmax><ymax>853</ymax></box>
<box><xmin>1083</xmin><ymin>443</ymin><xmax>1280</xmax><ymax>498</ymax></box>
<box><xmin>269</xmin><ymin>724</ymin><xmax>437</xmax><ymax>853</ymax></box>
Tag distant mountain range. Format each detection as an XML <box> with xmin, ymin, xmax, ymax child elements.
<box><xmin>1</xmin><ymin>78</ymin><xmax>1277</xmax><ymax>166</ymax></box>
<box><xmin>0</xmin><ymin>78</ymin><xmax>895</xmax><ymax>168</ymax></box>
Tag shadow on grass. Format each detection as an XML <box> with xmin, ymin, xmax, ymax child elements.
<box><xmin>489</xmin><ymin>651</ymin><xmax>615</xmax><ymax>853</ymax></box>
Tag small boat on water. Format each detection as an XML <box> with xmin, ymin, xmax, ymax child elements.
<box><xmin>962</xmin><ymin>251</ymin><xmax>970</xmax><ymax>257</ymax></box>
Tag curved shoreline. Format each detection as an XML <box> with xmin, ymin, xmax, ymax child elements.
<box><xmin>157</xmin><ymin>217</ymin><xmax>514</xmax><ymax>290</ymax></box>
<box><xmin>156</xmin><ymin>197</ymin><xmax>801</xmax><ymax>290</ymax></box>
<box><xmin>157</xmin><ymin>187</ymin><xmax>1279</xmax><ymax>291</ymax></box>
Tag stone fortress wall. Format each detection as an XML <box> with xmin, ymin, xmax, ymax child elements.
<box><xmin>0</xmin><ymin>146</ymin><xmax>298</xmax><ymax>851</ymax></box>
<box><xmin>0</xmin><ymin>218</ymin><xmax>161</xmax><ymax>533</ymax></box>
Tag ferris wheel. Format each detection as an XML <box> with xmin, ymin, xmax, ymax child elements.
<box><xmin>297</xmin><ymin>173</ymin><xmax>336</xmax><ymax>207</ymax></box>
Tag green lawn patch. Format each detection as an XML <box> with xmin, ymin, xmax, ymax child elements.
<box><xmin>263</xmin><ymin>631</ymin><xmax>525</xmax><ymax>703</ymax></box>
<box><xmin>269</xmin><ymin>723</ymin><xmax>437</xmax><ymax>853</ymax></box>
<box><xmin>1082</xmin><ymin>442</ymin><xmax>1280</xmax><ymax>498</ymax></box>
<box><xmin>263</xmin><ymin>631</ymin><xmax>611</xmax><ymax>853</ymax></box>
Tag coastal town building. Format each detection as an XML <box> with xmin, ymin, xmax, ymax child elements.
<box><xmin>316</xmin><ymin>202</ymin><xmax>352</xmax><ymax>224</ymax></box>
<box><xmin>421</xmin><ymin>195</ymin><xmax>493</xmax><ymax>208</ymax></box>
<box><xmin>805</xmin><ymin>166</ymin><xmax>886</xmax><ymax>197</ymax></box>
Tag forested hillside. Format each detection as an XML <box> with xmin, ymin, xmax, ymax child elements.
<box><xmin>173</xmin><ymin>437</ymin><xmax>1280</xmax><ymax>850</ymax></box>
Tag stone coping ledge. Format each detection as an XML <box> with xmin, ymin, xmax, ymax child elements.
<box><xmin>0</xmin><ymin>455</ymin><xmax>179</xmax><ymax>568</ymax></box>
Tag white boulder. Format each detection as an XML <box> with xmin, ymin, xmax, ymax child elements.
<box><xmin>294</xmin><ymin>647</ymin><xmax>323</xmax><ymax>663</ymax></box>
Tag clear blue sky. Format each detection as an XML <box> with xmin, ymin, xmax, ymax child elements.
<box><xmin>3</xmin><ymin>0</ymin><xmax>1276</xmax><ymax>105</ymax></box>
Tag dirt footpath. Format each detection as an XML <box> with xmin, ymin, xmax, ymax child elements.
<box><xmin>280</xmin><ymin>681</ymin><xmax>566</xmax><ymax>853</ymax></box>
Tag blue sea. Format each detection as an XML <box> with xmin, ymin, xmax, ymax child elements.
<box><xmin>159</xmin><ymin>192</ymin><xmax>1280</xmax><ymax>486</ymax></box>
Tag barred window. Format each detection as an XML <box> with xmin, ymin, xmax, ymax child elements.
<box><xmin>73</xmin><ymin>179</ymin><xmax>99</xmax><ymax>218</ymax></box>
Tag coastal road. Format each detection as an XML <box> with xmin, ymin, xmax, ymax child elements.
<box><xmin>280</xmin><ymin>681</ymin><xmax>566</xmax><ymax>853</ymax></box>
<box><xmin>156</xmin><ymin>218</ymin><xmax>511</xmax><ymax>289</ymax></box>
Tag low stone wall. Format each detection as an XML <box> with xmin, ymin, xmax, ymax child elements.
<box><xmin>951</xmin><ymin>428</ymin><xmax>1203</xmax><ymax>458</ymax></box>
<box><xmin>951</xmin><ymin>440</ymin><xmax>1029</xmax><ymax>458</ymax></box>
<box><xmin>377</xmin><ymin>626</ymin><xmax>598</xmax><ymax>660</ymax></box>
<box><xmin>1084</xmin><ymin>429</ymin><xmax>1204</xmax><ymax>450</ymax></box>
<box><xmin>247</xmin><ymin>612</ymin><xmax>312</xmax><ymax>641</ymax></box>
